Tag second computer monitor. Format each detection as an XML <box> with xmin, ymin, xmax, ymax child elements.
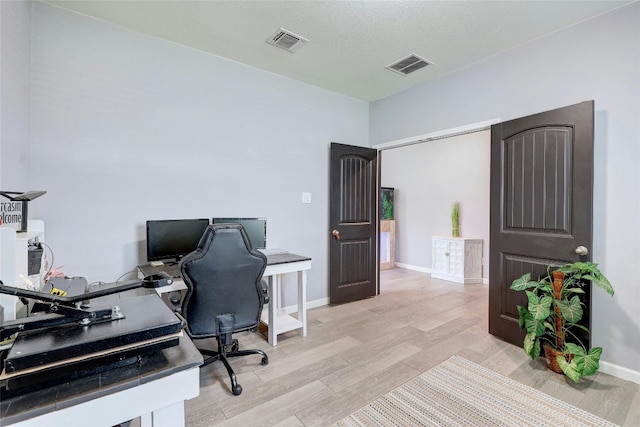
<box><xmin>212</xmin><ymin>217</ymin><xmax>267</xmax><ymax>249</ymax></box>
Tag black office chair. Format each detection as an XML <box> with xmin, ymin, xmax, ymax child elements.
<box><xmin>180</xmin><ymin>224</ymin><xmax>269</xmax><ymax>395</ymax></box>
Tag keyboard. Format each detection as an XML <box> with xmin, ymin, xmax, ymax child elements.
<box><xmin>258</xmin><ymin>248</ymin><xmax>288</xmax><ymax>256</ymax></box>
<box><xmin>140</xmin><ymin>263</ymin><xmax>182</xmax><ymax>279</ymax></box>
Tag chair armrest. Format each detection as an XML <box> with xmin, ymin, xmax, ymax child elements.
<box><xmin>261</xmin><ymin>278</ymin><xmax>270</xmax><ymax>304</ymax></box>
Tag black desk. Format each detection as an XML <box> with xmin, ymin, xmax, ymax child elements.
<box><xmin>0</xmin><ymin>289</ymin><xmax>203</xmax><ymax>427</ymax></box>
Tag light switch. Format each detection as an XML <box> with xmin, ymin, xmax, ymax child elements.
<box><xmin>302</xmin><ymin>193</ymin><xmax>312</xmax><ymax>203</ymax></box>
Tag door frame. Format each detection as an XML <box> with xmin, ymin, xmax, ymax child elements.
<box><xmin>373</xmin><ymin>120</ymin><xmax>499</xmax><ymax>283</ymax></box>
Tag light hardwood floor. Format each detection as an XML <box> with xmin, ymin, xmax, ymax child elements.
<box><xmin>183</xmin><ymin>268</ymin><xmax>640</xmax><ymax>426</ymax></box>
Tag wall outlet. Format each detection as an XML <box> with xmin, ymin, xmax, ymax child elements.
<box><xmin>302</xmin><ymin>193</ymin><xmax>312</xmax><ymax>203</ymax></box>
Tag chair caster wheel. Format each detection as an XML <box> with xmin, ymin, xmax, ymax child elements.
<box><xmin>261</xmin><ymin>357</ymin><xmax>268</xmax><ymax>365</ymax></box>
<box><xmin>232</xmin><ymin>384</ymin><xmax>243</xmax><ymax>395</ymax></box>
<box><xmin>231</xmin><ymin>340</ymin><xmax>239</xmax><ymax>352</ymax></box>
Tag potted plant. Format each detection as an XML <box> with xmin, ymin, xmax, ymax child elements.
<box><xmin>451</xmin><ymin>202</ymin><xmax>460</xmax><ymax>237</ymax></box>
<box><xmin>510</xmin><ymin>261</ymin><xmax>614</xmax><ymax>382</ymax></box>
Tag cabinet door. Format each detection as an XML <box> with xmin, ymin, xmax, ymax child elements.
<box><xmin>432</xmin><ymin>238</ymin><xmax>447</xmax><ymax>274</ymax></box>
<box><xmin>447</xmin><ymin>240</ymin><xmax>464</xmax><ymax>277</ymax></box>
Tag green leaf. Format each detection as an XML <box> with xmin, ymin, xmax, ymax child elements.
<box><xmin>557</xmin><ymin>295</ymin><xmax>583</xmax><ymax>323</ymax></box>
<box><xmin>510</xmin><ymin>274</ymin><xmax>538</xmax><ymax>291</ymax></box>
<box><xmin>523</xmin><ymin>333</ymin><xmax>540</xmax><ymax>359</ymax></box>
<box><xmin>558</xmin><ymin>356</ymin><xmax>582</xmax><ymax>383</ymax></box>
<box><xmin>580</xmin><ymin>347</ymin><xmax>603</xmax><ymax>377</ymax></box>
<box><xmin>557</xmin><ymin>344</ymin><xmax>601</xmax><ymax>382</ymax></box>
<box><xmin>516</xmin><ymin>305</ymin><xmax>527</xmax><ymax>329</ymax></box>
<box><xmin>527</xmin><ymin>291</ymin><xmax>552</xmax><ymax>320</ymax></box>
<box><xmin>516</xmin><ymin>306</ymin><xmax>546</xmax><ymax>337</ymax></box>
<box><xmin>556</xmin><ymin>262</ymin><xmax>614</xmax><ymax>296</ymax></box>
<box><xmin>524</xmin><ymin>314</ymin><xmax>545</xmax><ymax>336</ymax></box>
<box><xmin>584</xmin><ymin>273</ymin><xmax>614</xmax><ymax>296</ymax></box>
<box><xmin>563</xmin><ymin>287</ymin><xmax>585</xmax><ymax>295</ymax></box>
<box><xmin>564</xmin><ymin>342</ymin><xmax>585</xmax><ymax>356</ymax></box>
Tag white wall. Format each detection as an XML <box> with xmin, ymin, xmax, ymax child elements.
<box><xmin>371</xmin><ymin>3</ymin><xmax>640</xmax><ymax>376</ymax></box>
<box><xmin>27</xmin><ymin>2</ymin><xmax>369</xmax><ymax>304</ymax></box>
<box><xmin>0</xmin><ymin>0</ymin><xmax>31</xmax><ymax>190</ymax></box>
<box><xmin>380</xmin><ymin>131</ymin><xmax>490</xmax><ymax>276</ymax></box>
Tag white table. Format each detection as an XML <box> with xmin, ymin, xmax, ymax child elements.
<box><xmin>260</xmin><ymin>252</ymin><xmax>312</xmax><ymax>346</ymax></box>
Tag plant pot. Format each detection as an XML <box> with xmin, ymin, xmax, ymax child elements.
<box><xmin>543</xmin><ymin>344</ymin><xmax>573</xmax><ymax>374</ymax></box>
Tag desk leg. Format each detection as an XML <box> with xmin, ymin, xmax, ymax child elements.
<box><xmin>298</xmin><ymin>270</ymin><xmax>307</xmax><ymax>336</ymax></box>
<box><xmin>140</xmin><ymin>401</ymin><xmax>185</xmax><ymax>427</ymax></box>
<box><xmin>141</xmin><ymin>412</ymin><xmax>152</xmax><ymax>427</ymax></box>
<box><xmin>152</xmin><ymin>401</ymin><xmax>186</xmax><ymax>427</ymax></box>
<box><xmin>268</xmin><ymin>276</ymin><xmax>277</xmax><ymax>346</ymax></box>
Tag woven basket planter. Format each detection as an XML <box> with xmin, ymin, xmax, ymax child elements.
<box><xmin>543</xmin><ymin>344</ymin><xmax>573</xmax><ymax>374</ymax></box>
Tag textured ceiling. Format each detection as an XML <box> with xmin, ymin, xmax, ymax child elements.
<box><xmin>45</xmin><ymin>0</ymin><xmax>631</xmax><ymax>102</ymax></box>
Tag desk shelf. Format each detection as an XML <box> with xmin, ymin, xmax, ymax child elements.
<box><xmin>260</xmin><ymin>308</ymin><xmax>303</xmax><ymax>335</ymax></box>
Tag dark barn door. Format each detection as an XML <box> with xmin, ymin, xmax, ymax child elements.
<box><xmin>489</xmin><ymin>101</ymin><xmax>594</xmax><ymax>346</ymax></box>
<box><xmin>329</xmin><ymin>143</ymin><xmax>379</xmax><ymax>305</ymax></box>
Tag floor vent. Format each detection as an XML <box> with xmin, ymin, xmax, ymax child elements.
<box><xmin>386</xmin><ymin>54</ymin><xmax>432</xmax><ymax>75</ymax></box>
<box><xmin>266</xmin><ymin>28</ymin><xmax>309</xmax><ymax>53</ymax></box>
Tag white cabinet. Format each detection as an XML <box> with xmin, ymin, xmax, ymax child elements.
<box><xmin>0</xmin><ymin>220</ymin><xmax>45</xmax><ymax>320</ymax></box>
<box><xmin>431</xmin><ymin>236</ymin><xmax>483</xmax><ymax>284</ymax></box>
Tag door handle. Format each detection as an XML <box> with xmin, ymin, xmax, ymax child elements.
<box><xmin>332</xmin><ymin>229</ymin><xmax>341</xmax><ymax>240</ymax></box>
<box><xmin>575</xmin><ymin>246</ymin><xmax>589</xmax><ymax>256</ymax></box>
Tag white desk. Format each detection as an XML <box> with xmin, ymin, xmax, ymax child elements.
<box><xmin>260</xmin><ymin>252</ymin><xmax>312</xmax><ymax>346</ymax></box>
<box><xmin>138</xmin><ymin>251</ymin><xmax>312</xmax><ymax>347</ymax></box>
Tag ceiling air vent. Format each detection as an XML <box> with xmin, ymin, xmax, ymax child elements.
<box><xmin>386</xmin><ymin>54</ymin><xmax>432</xmax><ymax>76</ymax></box>
<box><xmin>266</xmin><ymin>28</ymin><xmax>309</xmax><ymax>53</ymax></box>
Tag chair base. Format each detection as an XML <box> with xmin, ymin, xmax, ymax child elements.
<box><xmin>198</xmin><ymin>337</ymin><xmax>268</xmax><ymax>395</ymax></box>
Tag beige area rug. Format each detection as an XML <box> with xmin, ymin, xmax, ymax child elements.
<box><xmin>333</xmin><ymin>355</ymin><xmax>618</xmax><ymax>427</ymax></box>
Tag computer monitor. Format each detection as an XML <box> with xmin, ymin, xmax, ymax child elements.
<box><xmin>211</xmin><ymin>218</ymin><xmax>267</xmax><ymax>249</ymax></box>
<box><xmin>146</xmin><ymin>218</ymin><xmax>210</xmax><ymax>263</ymax></box>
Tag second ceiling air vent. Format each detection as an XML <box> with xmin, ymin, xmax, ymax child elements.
<box><xmin>266</xmin><ymin>28</ymin><xmax>309</xmax><ymax>53</ymax></box>
<box><xmin>386</xmin><ymin>54</ymin><xmax>432</xmax><ymax>75</ymax></box>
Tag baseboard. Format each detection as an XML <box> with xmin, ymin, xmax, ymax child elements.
<box><xmin>307</xmin><ymin>298</ymin><xmax>329</xmax><ymax>310</ymax></box>
<box><xmin>393</xmin><ymin>263</ymin><xmax>489</xmax><ymax>285</ymax></box>
<box><xmin>394</xmin><ymin>263</ymin><xmax>431</xmax><ymax>273</ymax></box>
<box><xmin>600</xmin><ymin>361</ymin><xmax>640</xmax><ymax>385</ymax></box>
<box><xmin>281</xmin><ymin>297</ymin><xmax>328</xmax><ymax>315</ymax></box>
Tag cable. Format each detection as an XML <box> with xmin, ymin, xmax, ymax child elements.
<box><xmin>115</xmin><ymin>269</ymin><xmax>137</xmax><ymax>284</ymax></box>
<box><xmin>38</xmin><ymin>241</ymin><xmax>57</xmax><ymax>287</ymax></box>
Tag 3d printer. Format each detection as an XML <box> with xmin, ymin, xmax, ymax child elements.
<box><xmin>0</xmin><ymin>275</ymin><xmax>181</xmax><ymax>395</ymax></box>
